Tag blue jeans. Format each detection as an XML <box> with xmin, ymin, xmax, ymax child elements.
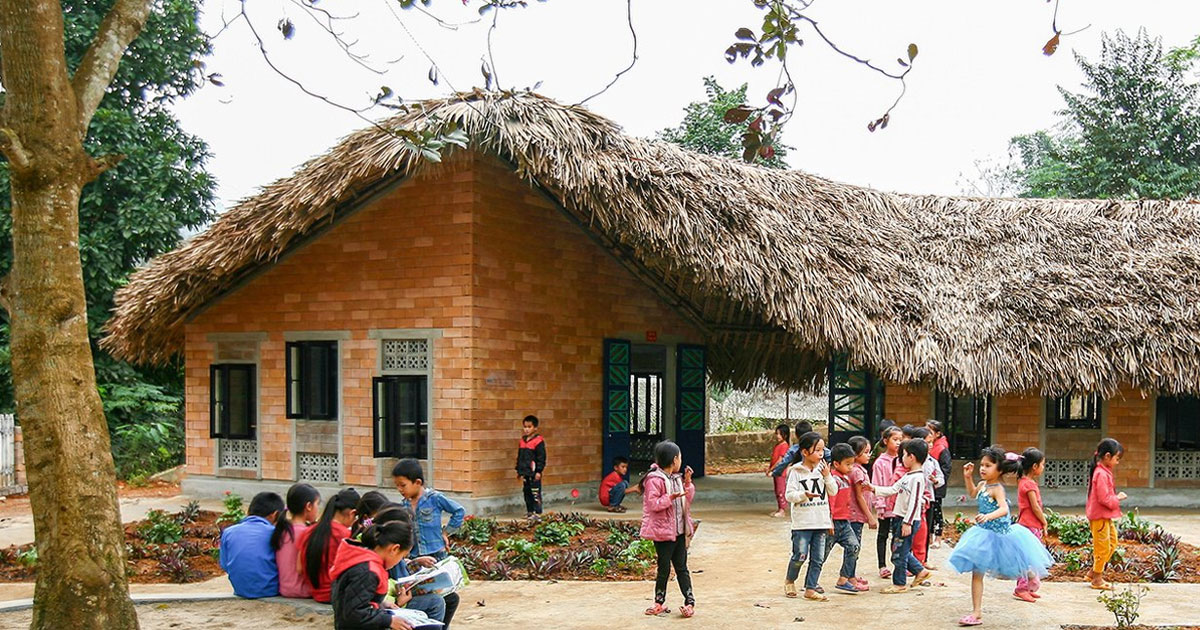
<box><xmin>891</xmin><ymin>519</ymin><xmax>925</xmax><ymax>586</ymax></box>
<box><xmin>824</xmin><ymin>520</ymin><xmax>863</xmax><ymax>579</ymax></box>
<box><xmin>609</xmin><ymin>480</ymin><xmax>629</xmax><ymax>507</ymax></box>
<box><xmin>786</xmin><ymin>529</ymin><xmax>827</xmax><ymax>591</ymax></box>
<box><xmin>406</xmin><ymin>593</ymin><xmax>446</xmax><ymax>622</ymax></box>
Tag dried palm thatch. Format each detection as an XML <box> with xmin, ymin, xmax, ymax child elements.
<box><xmin>103</xmin><ymin>90</ymin><xmax>1200</xmax><ymax>396</ymax></box>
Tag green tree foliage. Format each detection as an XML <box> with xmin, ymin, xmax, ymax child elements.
<box><xmin>1007</xmin><ymin>30</ymin><xmax>1200</xmax><ymax>200</ymax></box>
<box><xmin>0</xmin><ymin>0</ymin><xmax>214</xmax><ymax>476</ymax></box>
<box><xmin>658</xmin><ymin>77</ymin><xmax>789</xmax><ymax>168</ymax></box>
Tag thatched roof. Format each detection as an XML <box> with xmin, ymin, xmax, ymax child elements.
<box><xmin>103</xmin><ymin>90</ymin><xmax>1200</xmax><ymax>396</ymax></box>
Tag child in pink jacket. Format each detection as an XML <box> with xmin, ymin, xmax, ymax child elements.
<box><xmin>640</xmin><ymin>440</ymin><xmax>696</xmax><ymax>619</ymax></box>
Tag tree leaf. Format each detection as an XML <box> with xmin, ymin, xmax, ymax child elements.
<box><xmin>277</xmin><ymin>18</ymin><xmax>295</xmax><ymax>40</ymax></box>
<box><xmin>1043</xmin><ymin>32</ymin><xmax>1061</xmax><ymax>56</ymax></box>
<box><xmin>723</xmin><ymin>105</ymin><xmax>755</xmax><ymax>123</ymax></box>
<box><xmin>907</xmin><ymin>43</ymin><xmax>918</xmax><ymax>61</ymax></box>
<box><xmin>735</xmin><ymin>27</ymin><xmax>756</xmax><ymax>41</ymax></box>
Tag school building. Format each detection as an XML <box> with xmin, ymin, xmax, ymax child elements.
<box><xmin>102</xmin><ymin>91</ymin><xmax>1200</xmax><ymax>508</ymax></box>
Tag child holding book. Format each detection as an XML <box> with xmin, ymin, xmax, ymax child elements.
<box><xmin>329</xmin><ymin>521</ymin><xmax>416</xmax><ymax>630</ymax></box>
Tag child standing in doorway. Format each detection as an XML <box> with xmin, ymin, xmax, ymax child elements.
<box><xmin>516</xmin><ymin>414</ymin><xmax>547</xmax><ymax>519</ymax></box>
<box><xmin>768</xmin><ymin>424</ymin><xmax>792</xmax><ymax>518</ymax></box>
<box><xmin>783</xmin><ymin>431</ymin><xmax>838</xmax><ymax>602</ymax></box>
<box><xmin>640</xmin><ymin>440</ymin><xmax>696</xmax><ymax>618</ymax></box>
<box><xmin>1087</xmin><ymin>438</ymin><xmax>1127</xmax><ymax>591</ymax></box>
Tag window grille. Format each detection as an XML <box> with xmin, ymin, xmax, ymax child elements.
<box><xmin>382</xmin><ymin>339</ymin><xmax>430</xmax><ymax>372</ymax></box>
<box><xmin>297</xmin><ymin>452</ymin><xmax>340</xmax><ymax>483</ymax></box>
<box><xmin>219</xmin><ymin>439</ymin><xmax>259</xmax><ymax>469</ymax></box>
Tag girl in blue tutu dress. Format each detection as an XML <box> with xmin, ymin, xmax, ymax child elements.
<box><xmin>948</xmin><ymin>446</ymin><xmax>1053</xmax><ymax>627</ymax></box>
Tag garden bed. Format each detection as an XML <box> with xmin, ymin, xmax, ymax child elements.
<box><xmin>943</xmin><ymin>509</ymin><xmax>1200</xmax><ymax>583</ymax></box>
<box><xmin>448</xmin><ymin>512</ymin><xmax>656</xmax><ymax>581</ymax></box>
<box><xmin>0</xmin><ymin>494</ymin><xmax>246</xmax><ymax>584</ymax></box>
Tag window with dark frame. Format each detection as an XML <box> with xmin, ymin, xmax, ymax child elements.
<box><xmin>1046</xmin><ymin>393</ymin><xmax>1102</xmax><ymax>429</ymax></box>
<box><xmin>210</xmin><ymin>364</ymin><xmax>256</xmax><ymax>439</ymax></box>
<box><xmin>286</xmin><ymin>341</ymin><xmax>338</xmax><ymax>420</ymax></box>
<box><xmin>934</xmin><ymin>392</ymin><xmax>992</xmax><ymax>460</ymax></box>
<box><xmin>1156</xmin><ymin>396</ymin><xmax>1200</xmax><ymax>451</ymax></box>
<box><xmin>372</xmin><ymin>375</ymin><xmax>428</xmax><ymax>459</ymax></box>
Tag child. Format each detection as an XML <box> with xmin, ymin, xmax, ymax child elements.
<box><xmin>846</xmin><ymin>435</ymin><xmax>877</xmax><ymax>590</ymax></box>
<box><xmin>783</xmin><ymin>431</ymin><xmax>838</xmax><ymax>602</ymax></box>
<box><xmin>372</xmin><ymin>505</ymin><xmax>460</xmax><ymax>629</ymax></box>
<box><xmin>600</xmin><ymin>455</ymin><xmax>641</xmax><ymax>513</ymax></box>
<box><xmin>767</xmin><ymin>424</ymin><xmax>792</xmax><ymax>518</ymax></box>
<box><xmin>1087</xmin><ymin>438</ymin><xmax>1127</xmax><ymax>591</ymax></box>
<box><xmin>948</xmin><ymin>446</ymin><xmax>1053</xmax><ymax>626</ymax></box>
<box><xmin>393</xmin><ymin>458</ymin><xmax>466</xmax><ymax>561</ymax></box>
<box><xmin>771</xmin><ymin>420</ymin><xmax>832</xmax><ymax>477</ymax></box>
<box><xmin>872</xmin><ymin>425</ymin><xmax>903</xmax><ymax>578</ymax></box>
<box><xmin>912</xmin><ymin>427</ymin><xmax>944</xmax><ymax>565</ymax></box>
<box><xmin>299</xmin><ymin>488</ymin><xmax>361</xmax><ymax>603</ymax></box>
<box><xmin>868</xmin><ymin>418</ymin><xmax>897</xmax><ymax>467</ymax></box>
<box><xmin>220</xmin><ymin>492</ymin><xmax>285</xmax><ymax>599</ymax></box>
<box><xmin>516</xmin><ymin>414</ymin><xmax>547</xmax><ymax>518</ymax></box>
<box><xmin>352</xmin><ymin>490</ymin><xmax>391</xmax><ymax>539</ymax></box>
<box><xmin>1015</xmin><ymin>447</ymin><xmax>1048</xmax><ymax>602</ymax></box>
<box><xmin>825</xmin><ymin>443</ymin><xmax>867</xmax><ymax>594</ymax></box>
<box><xmin>329</xmin><ymin>521</ymin><xmax>415</xmax><ymax>630</ymax></box>
<box><xmin>640</xmin><ymin>440</ymin><xmax>696</xmax><ymax>618</ymax></box>
<box><xmin>272</xmin><ymin>483</ymin><xmax>321</xmax><ymax>598</ymax></box>
<box><xmin>926</xmin><ymin>420</ymin><xmax>953</xmax><ymax>549</ymax></box>
<box><xmin>872</xmin><ymin>438</ymin><xmax>932</xmax><ymax>594</ymax></box>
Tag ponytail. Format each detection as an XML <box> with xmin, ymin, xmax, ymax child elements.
<box><xmin>271</xmin><ymin>483</ymin><xmax>320</xmax><ymax>551</ymax></box>
<box><xmin>1019</xmin><ymin>448</ymin><xmax>1045</xmax><ymax>478</ymax></box>
<box><xmin>351</xmin><ymin>490</ymin><xmax>390</xmax><ymax>538</ymax></box>
<box><xmin>362</xmin><ymin>521</ymin><xmax>415</xmax><ymax>552</ymax></box>
<box><xmin>303</xmin><ymin>488</ymin><xmax>360</xmax><ymax>589</ymax></box>
<box><xmin>1087</xmin><ymin>438</ymin><xmax>1124</xmax><ymax>497</ymax></box>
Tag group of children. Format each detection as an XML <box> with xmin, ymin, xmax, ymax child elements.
<box><xmin>759</xmin><ymin>418</ymin><xmax>1131</xmax><ymax>626</ymax></box>
<box><xmin>219</xmin><ymin>458</ymin><xmax>465</xmax><ymax>630</ymax></box>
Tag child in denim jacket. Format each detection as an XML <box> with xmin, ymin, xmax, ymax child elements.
<box><xmin>393</xmin><ymin>458</ymin><xmax>465</xmax><ymax>560</ymax></box>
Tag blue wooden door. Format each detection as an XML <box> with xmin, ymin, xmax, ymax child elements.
<box><xmin>675</xmin><ymin>344</ymin><xmax>707</xmax><ymax>477</ymax></box>
<box><xmin>602</xmin><ymin>339</ymin><xmax>632</xmax><ymax>477</ymax></box>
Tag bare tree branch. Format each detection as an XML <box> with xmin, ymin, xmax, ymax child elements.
<box><xmin>70</xmin><ymin>0</ymin><xmax>153</xmax><ymax>137</ymax></box>
<box><xmin>84</xmin><ymin>153</ymin><xmax>125</xmax><ymax>183</ymax></box>
<box><xmin>0</xmin><ymin>127</ymin><xmax>33</xmax><ymax>172</ymax></box>
<box><xmin>580</xmin><ymin>0</ymin><xmax>638</xmax><ymax>104</ymax></box>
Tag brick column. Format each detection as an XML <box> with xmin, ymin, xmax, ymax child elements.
<box><xmin>1106</xmin><ymin>388</ymin><xmax>1152</xmax><ymax>488</ymax></box>
<box><xmin>884</xmin><ymin>382</ymin><xmax>932</xmax><ymax>425</ymax></box>
<box><xmin>993</xmin><ymin>395</ymin><xmax>1042</xmax><ymax>451</ymax></box>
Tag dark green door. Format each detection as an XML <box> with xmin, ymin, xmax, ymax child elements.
<box><xmin>602</xmin><ymin>339</ymin><xmax>632</xmax><ymax>477</ymax></box>
<box><xmin>675</xmin><ymin>344</ymin><xmax>706</xmax><ymax>478</ymax></box>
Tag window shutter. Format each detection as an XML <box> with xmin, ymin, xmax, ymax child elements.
<box><xmin>373</xmin><ymin>377</ymin><xmax>392</xmax><ymax>457</ymax></box>
<box><xmin>210</xmin><ymin>364</ymin><xmax>224</xmax><ymax>438</ymax></box>
<box><xmin>602</xmin><ymin>339</ymin><xmax>631</xmax><ymax>477</ymax></box>
<box><xmin>676</xmin><ymin>344</ymin><xmax>707</xmax><ymax>478</ymax></box>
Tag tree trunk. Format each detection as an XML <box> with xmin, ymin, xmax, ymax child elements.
<box><xmin>0</xmin><ymin>1</ymin><xmax>148</xmax><ymax>628</ymax></box>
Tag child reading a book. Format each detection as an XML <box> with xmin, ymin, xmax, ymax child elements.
<box><xmin>329</xmin><ymin>521</ymin><xmax>416</xmax><ymax>630</ymax></box>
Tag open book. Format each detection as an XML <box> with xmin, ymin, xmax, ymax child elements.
<box><xmin>388</xmin><ymin>608</ymin><xmax>443</xmax><ymax>629</ymax></box>
<box><xmin>393</xmin><ymin>556</ymin><xmax>468</xmax><ymax>597</ymax></box>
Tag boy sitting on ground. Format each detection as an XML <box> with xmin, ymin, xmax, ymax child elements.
<box><xmin>393</xmin><ymin>458</ymin><xmax>466</xmax><ymax>560</ymax></box>
<box><xmin>220</xmin><ymin>491</ymin><xmax>285</xmax><ymax>599</ymax></box>
<box><xmin>600</xmin><ymin>455</ymin><xmax>640</xmax><ymax>513</ymax></box>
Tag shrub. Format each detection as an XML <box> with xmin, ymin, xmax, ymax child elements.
<box><xmin>157</xmin><ymin>548</ymin><xmax>202</xmax><ymax>583</ymax></box>
<box><xmin>616</xmin><ymin>539</ymin><xmax>655</xmax><ymax>570</ymax></box>
<box><xmin>1098</xmin><ymin>584</ymin><xmax>1147</xmax><ymax>628</ymax></box>
<box><xmin>496</xmin><ymin>538</ymin><xmax>548</xmax><ymax>566</ymax></box>
<box><xmin>534</xmin><ymin>521</ymin><xmax>584</xmax><ymax>547</ymax></box>
<box><xmin>1062</xmin><ymin>550</ymin><xmax>1084</xmax><ymax>572</ymax></box>
<box><xmin>1145</xmin><ymin>533</ymin><xmax>1182</xmax><ymax>583</ymax></box>
<box><xmin>606</xmin><ymin>529</ymin><xmax>632</xmax><ymax>546</ymax></box>
<box><xmin>589</xmin><ymin>558</ymin><xmax>611</xmax><ymax>576</ymax></box>
<box><xmin>139</xmin><ymin>509</ymin><xmax>183</xmax><ymax>545</ymax></box>
<box><xmin>1118</xmin><ymin>509</ymin><xmax>1162</xmax><ymax>543</ymax></box>
<box><xmin>1045</xmin><ymin>509</ymin><xmax>1091</xmax><ymax>546</ymax></box>
<box><xmin>479</xmin><ymin>560</ymin><xmax>513</xmax><ymax>580</ymax></box>
<box><xmin>16</xmin><ymin>547</ymin><xmax>37</xmax><ymax>568</ymax></box>
<box><xmin>218</xmin><ymin>491</ymin><xmax>245</xmax><ymax>525</ymax></box>
<box><xmin>452</xmin><ymin>516</ymin><xmax>496</xmax><ymax>545</ymax></box>
<box><xmin>178</xmin><ymin>500</ymin><xmax>202</xmax><ymax>525</ymax></box>
<box><xmin>102</xmin><ymin>382</ymin><xmax>184</xmax><ymax>480</ymax></box>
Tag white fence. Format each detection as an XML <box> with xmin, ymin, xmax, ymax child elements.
<box><xmin>0</xmin><ymin>414</ymin><xmax>15</xmax><ymax>490</ymax></box>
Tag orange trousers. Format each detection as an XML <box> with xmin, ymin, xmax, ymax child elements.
<box><xmin>1090</xmin><ymin>518</ymin><xmax>1118</xmax><ymax>574</ymax></box>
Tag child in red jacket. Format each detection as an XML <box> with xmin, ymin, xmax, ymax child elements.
<box><xmin>516</xmin><ymin>415</ymin><xmax>547</xmax><ymax>518</ymax></box>
<box><xmin>1086</xmin><ymin>438</ymin><xmax>1127</xmax><ymax>591</ymax></box>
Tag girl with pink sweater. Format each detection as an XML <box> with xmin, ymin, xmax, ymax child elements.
<box><xmin>872</xmin><ymin>426</ymin><xmax>903</xmax><ymax>578</ymax></box>
<box><xmin>640</xmin><ymin>440</ymin><xmax>696</xmax><ymax>618</ymax></box>
<box><xmin>1086</xmin><ymin>438</ymin><xmax>1127</xmax><ymax>591</ymax></box>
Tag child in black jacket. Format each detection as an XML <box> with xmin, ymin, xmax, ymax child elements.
<box><xmin>516</xmin><ymin>414</ymin><xmax>547</xmax><ymax>518</ymax></box>
<box><xmin>330</xmin><ymin>522</ymin><xmax>415</xmax><ymax>630</ymax></box>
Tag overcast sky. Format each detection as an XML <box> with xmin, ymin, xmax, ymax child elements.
<box><xmin>173</xmin><ymin>1</ymin><xmax>1200</xmax><ymax>211</ymax></box>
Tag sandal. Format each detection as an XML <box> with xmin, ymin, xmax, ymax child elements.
<box><xmin>1090</xmin><ymin>581</ymin><xmax>1114</xmax><ymax>591</ymax></box>
<box><xmin>913</xmin><ymin>570</ymin><xmax>933</xmax><ymax>585</ymax></box>
<box><xmin>880</xmin><ymin>585</ymin><xmax>909</xmax><ymax>594</ymax></box>
<box><xmin>803</xmin><ymin>591</ymin><xmax>828</xmax><ymax>602</ymax></box>
<box><xmin>680</xmin><ymin>604</ymin><xmax>695</xmax><ymax>618</ymax></box>
<box><xmin>1013</xmin><ymin>591</ymin><xmax>1036</xmax><ymax>603</ymax></box>
<box><xmin>784</xmin><ymin>583</ymin><xmax>798</xmax><ymax>598</ymax></box>
<box><xmin>644</xmin><ymin>603</ymin><xmax>670</xmax><ymax>616</ymax></box>
<box><xmin>878</xmin><ymin>567</ymin><xmax>892</xmax><ymax>578</ymax></box>
<box><xmin>834</xmin><ymin>582</ymin><xmax>862</xmax><ymax>594</ymax></box>
<box><xmin>958</xmin><ymin>614</ymin><xmax>983</xmax><ymax>626</ymax></box>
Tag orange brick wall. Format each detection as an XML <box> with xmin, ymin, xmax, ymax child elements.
<box><xmin>1106</xmin><ymin>388</ymin><xmax>1152</xmax><ymax>488</ymax></box>
<box><xmin>993</xmin><ymin>395</ymin><xmax>1041</xmax><ymax>452</ymax></box>
<box><xmin>884</xmin><ymin>383</ymin><xmax>932</xmax><ymax>426</ymax></box>
<box><xmin>184</xmin><ymin>153</ymin><xmax>702</xmax><ymax>497</ymax></box>
<box><xmin>468</xmin><ymin>157</ymin><xmax>702</xmax><ymax>496</ymax></box>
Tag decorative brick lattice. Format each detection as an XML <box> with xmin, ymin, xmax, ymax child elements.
<box><xmin>298</xmin><ymin>452</ymin><xmax>340</xmax><ymax>483</ymax></box>
<box><xmin>1044</xmin><ymin>458</ymin><xmax>1089</xmax><ymax>487</ymax></box>
<box><xmin>1154</xmin><ymin>450</ymin><xmax>1200</xmax><ymax>480</ymax></box>
<box><xmin>219</xmin><ymin>439</ymin><xmax>258</xmax><ymax>469</ymax></box>
<box><xmin>382</xmin><ymin>339</ymin><xmax>430</xmax><ymax>372</ymax></box>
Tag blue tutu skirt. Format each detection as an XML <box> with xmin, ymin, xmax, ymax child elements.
<box><xmin>948</xmin><ymin>523</ymin><xmax>1054</xmax><ymax>579</ymax></box>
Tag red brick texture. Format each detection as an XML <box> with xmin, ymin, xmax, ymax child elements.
<box><xmin>183</xmin><ymin>153</ymin><xmax>701</xmax><ymax>497</ymax></box>
<box><xmin>884</xmin><ymin>383</ymin><xmax>932</xmax><ymax>426</ymax></box>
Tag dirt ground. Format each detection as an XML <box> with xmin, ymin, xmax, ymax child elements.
<box><xmin>5</xmin><ymin>505</ymin><xmax>1200</xmax><ymax>629</ymax></box>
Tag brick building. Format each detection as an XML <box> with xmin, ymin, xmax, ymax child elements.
<box><xmin>104</xmin><ymin>92</ymin><xmax>1200</xmax><ymax>503</ymax></box>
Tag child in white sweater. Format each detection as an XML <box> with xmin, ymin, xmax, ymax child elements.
<box><xmin>783</xmin><ymin>431</ymin><xmax>839</xmax><ymax>602</ymax></box>
<box><xmin>872</xmin><ymin>438</ymin><xmax>933</xmax><ymax>593</ymax></box>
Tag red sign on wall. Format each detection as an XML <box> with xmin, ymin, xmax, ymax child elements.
<box><xmin>646</xmin><ymin>330</ymin><xmax>658</xmax><ymax>342</ymax></box>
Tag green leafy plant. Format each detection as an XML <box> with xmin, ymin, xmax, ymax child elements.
<box><xmin>1062</xmin><ymin>550</ymin><xmax>1084</xmax><ymax>573</ymax></box>
<box><xmin>156</xmin><ymin>547</ymin><xmax>202</xmax><ymax>583</ymax></box>
<box><xmin>16</xmin><ymin>547</ymin><xmax>37</xmax><ymax>568</ymax></box>
<box><xmin>952</xmin><ymin>512</ymin><xmax>972</xmax><ymax>534</ymax></box>
<box><xmin>616</xmin><ymin>539</ymin><xmax>655</xmax><ymax>570</ymax></box>
<box><xmin>606</xmin><ymin>528</ymin><xmax>632</xmax><ymax>546</ymax></box>
<box><xmin>218</xmin><ymin>491</ymin><xmax>246</xmax><ymax>525</ymax></box>
<box><xmin>1045</xmin><ymin>509</ymin><xmax>1091</xmax><ymax>546</ymax></box>
<box><xmin>534</xmin><ymin>521</ymin><xmax>584</xmax><ymax>546</ymax></box>
<box><xmin>589</xmin><ymin>557</ymin><xmax>611</xmax><ymax>576</ymax></box>
<box><xmin>138</xmin><ymin>509</ymin><xmax>183</xmax><ymax>545</ymax></box>
<box><xmin>1097</xmin><ymin>584</ymin><xmax>1147</xmax><ymax>628</ymax></box>
<box><xmin>1118</xmin><ymin>509</ymin><xmax>1162</xmax><ymax>543</ymax></box>
<box><xmin>452</xmin><ymin>516</ymin><xmax>496</xmax><ymax>545</ymax></box>
<box><xmin>495</xmin><ymin>538</ymin><xmax>548</xmax><ymax>566</ymax></box>
<box><xmin>1145</xmin><ymin>533</ymin><xmax>1182</xmax><ymax>583</ymax></box>
<box><xmin>177</xmin><ymin>500</ymin><xmax>202</xmax><ymax>525</ymax></box>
